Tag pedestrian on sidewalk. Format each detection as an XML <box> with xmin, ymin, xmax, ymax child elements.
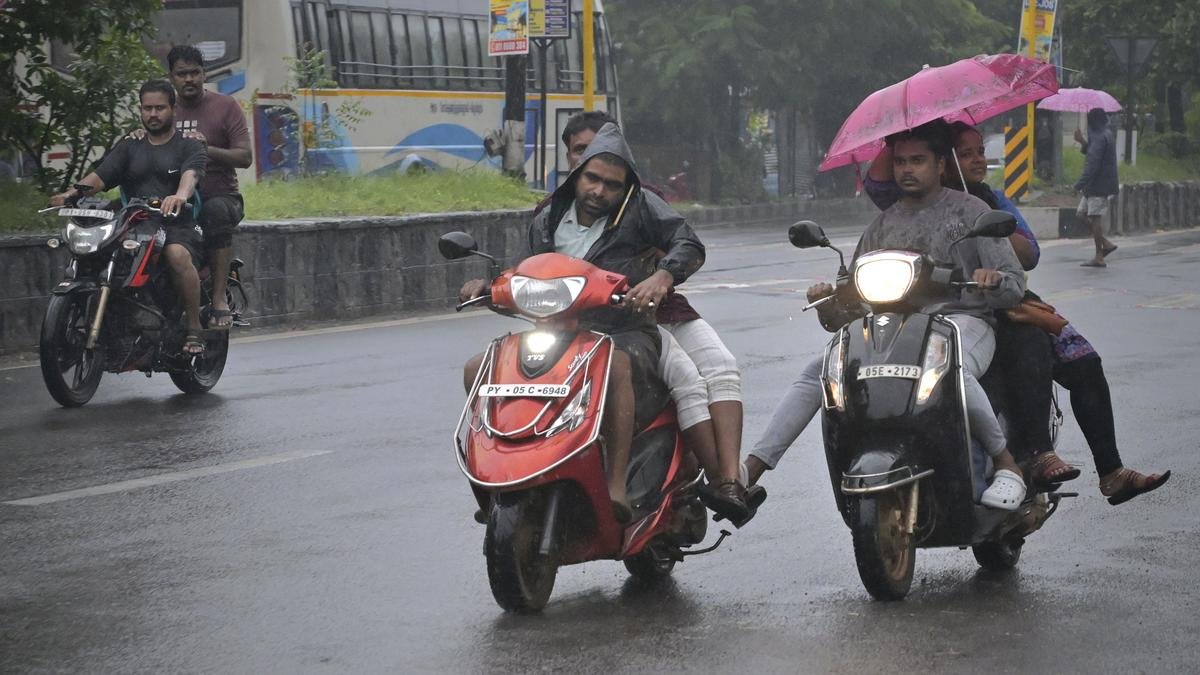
<box><xmin>1073</xmin><ymin>107</ymin><xmax>1119</xmax><ymax>267</ymax></box>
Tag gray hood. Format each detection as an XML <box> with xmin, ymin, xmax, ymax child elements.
<box><xmin>552</xmin><ymin>122</ymin><xmax>641</xmax><ymax>204</ymax></box>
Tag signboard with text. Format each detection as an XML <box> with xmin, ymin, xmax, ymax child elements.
<box><xmin>1018</xmin><ymin>0</ymin><xmax>1058</xmax><ymax>62</ymax></box>
<box><xmin>530</xmin><ymin>0</ymin><xmax>570</xmax><ymax>40</ymax></box>
<box><xmin>488</xmin><ymin>0</ymin><xmax>529</xmax><ymax>56</ymax></box>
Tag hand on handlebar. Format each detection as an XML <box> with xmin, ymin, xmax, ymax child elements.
<box><xmin>459</xmin><ymin>278</ymin><xmax>489</xmax><ymax>303</ymax></box>
<box><xmin>160</xmin><ymin>195</ymin><xmax>187</xmax><ymax>219</ymax></box>
<box><xmin>622</xmin><ymin>270</ymin><xmax>673</xmax><ymax>315</ymax></box>
<box><xmin>806</xmin><ymin>282</ymin><xmax>834</xmax><ymax>303</ymax></box>
<box><xmin>971</xmin><ymin>268</ymin><xmax>1003</xmax><ymax>290</ymax></box>
<box><xmin>48</xmin><ymin>192</ymin><xmax>72</xmax><ymax>207</ymax></box>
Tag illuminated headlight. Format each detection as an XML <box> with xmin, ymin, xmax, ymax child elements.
<box><xmin>525</xmin><ymin>330</ymin><xmax>556</xmax><ymax>353</ymax></box>
<box><xmin>63</xmin><ymin>221</ymin><xmax>115</xmax><ymax>255</ymax></box>
<box><xmin>510</xmin><ymin>275</ymin><xmax>586</xmax><ymax>318</ymax></box>
<box><xmin>823</xmin><ymin>334</ymin><xmax>846</xmax><ymax>410</ymax></box>
<box><xmin>853</xmin><ymin>253</ymin><xmax>918</xmax><ymax>304</ymax></box>
<box><xmin>916</xmin><ymin>332</ymin><xmax>950</xmax><ymax>403</ymax></box>
<box><xmin>546</xmin><ymin>379</ymin><xmax>591</xmax><ymax>436</ymax></box>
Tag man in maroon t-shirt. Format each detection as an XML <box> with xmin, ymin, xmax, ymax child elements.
<box><xmin>168</xmin><ymin>45</ymin><xmax>253</xmax><ymax>328</ymax></box>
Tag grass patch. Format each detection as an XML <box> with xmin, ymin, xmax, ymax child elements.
<box><xmin>241</xmin><ymin>169</ymin><xmax>540</xmax><ymax>220</ymax></box>
<box><xmin>0</xmin><ymin>181</ymin><xmax>60</xmax><ymax>234</ymax></box>
<box><xmin>1061</xmin><ymin>149</ymin><xmax>1200</xmax><ymax>184</ymax></box>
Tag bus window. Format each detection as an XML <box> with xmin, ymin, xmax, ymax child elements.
<box><xmin>443</xmin><ymin>17</ymin><xmax>467</xmax><ymax>91</ymax></box>
<box><xmin>370</xmin><ymin>12</ymin><xmax>393</xmax><ymax>87</ymax></box>
<box><xmin>389</xmin><ymin>14</ymin><xmax>413</xmax><ymax>89</ymax></box>
<box><xmin>478</xmin><ymin>23</ymin><xmax>503</xmax><ymax>91</ymax></box>
<box><xmin>348</xmin><ymin>11</ymin><xmax>376</xmax><ymax>87</ymax></box>
<box><xmin>334</xmin><ymin>10</ymin><xmax>356</xmax><ymax>87</ymax></box>
<box><xmin>408</xmin><ymin>14</ymin><xmax>431</xmax><ymax>89</ymax></box>
<box><xmin>462</xmin><ymin>19</ymin><xmax>482</xmax><ymax>90</ymax></box>
<box><xmin>147</xmin><ymin>0</ymin><xmax>242</xmax><ymax>71</ymax></box>
<box><xmin>597</xmin><ymin>14</ymin><xmax>614</xmax><ymax>94</ymax></box>
<box><xmin>426</xmin><ymin>16</ymin><xmax>447</xmax><ymax>90</ymax></box>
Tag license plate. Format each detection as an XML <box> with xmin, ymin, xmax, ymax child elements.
<box><xmin>857</xmin><ymin>364</ymin><xmax>922</xmax><ymax>380</ymax></box>
<box><xmin>59</xmin><ymin>208</ymin><xmax>114</xmax><ymax>219</ymax></box>
<box><xmin>477</xmin><ymin>383</ymin><xmax>571</xmax><ymax>398</ymax></box>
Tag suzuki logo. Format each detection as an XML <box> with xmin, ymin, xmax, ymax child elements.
<box><xmin>876</xmin><ymin>315</ymin><xmax>891</xmax><ymax>327</ymax></box>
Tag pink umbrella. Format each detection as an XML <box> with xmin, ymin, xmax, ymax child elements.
<box><xmin>819</xmin><ymin>54</ymin><xmax>1060</xmax><ymax>171</ymax></box>
<box><xmin>1037</xmin><ymin>87</ymin><xmax>1122</xmax><ymax>113</ymax></box>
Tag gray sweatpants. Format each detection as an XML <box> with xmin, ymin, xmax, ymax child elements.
<box><xmin>748</xmin><ymin>314</ymin><xmax>1007</xmax><ymax>469</ymax></box>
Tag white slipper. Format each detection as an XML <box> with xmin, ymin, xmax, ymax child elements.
<box><xmin>980</xmin><ymin>469</ymin><xmax>1026</xmax><ymax>511</ymax></box>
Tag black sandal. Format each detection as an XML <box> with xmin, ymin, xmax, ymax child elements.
<box><xmin>182</xmin><ymin>332</ymin><xmax>205</xmax><ymax>356</ymax></box>
<box><xmin>1101</xmin><ymin>468</ymin><xmax>1171</xmax><ymax>506</ymax></box>
<box><xmin>209</xmin><ymin>308</ymin><xmax>233</xmax><ymax>329</ymax></box>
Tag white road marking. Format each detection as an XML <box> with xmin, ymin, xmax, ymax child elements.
<box><xmin>2</xmin><ymin>449</ymin><xmax>332</xmax><ymax>506</ymax></box>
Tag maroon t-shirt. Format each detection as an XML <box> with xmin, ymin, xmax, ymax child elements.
<box><xmin>175</xmin><ymin>91</ymin><xmax>250</xmax><ymax>198</ymax></box>
<box><xmin>532</xmin><ymin>182</ymin><xmax>703</xmax><ymax>323</ymax></box>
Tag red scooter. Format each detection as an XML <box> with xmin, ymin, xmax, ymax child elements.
<box><xmin>439</xmin><ymin>232</ymin><xmax>727</xmax><ymax>613</ymax></box>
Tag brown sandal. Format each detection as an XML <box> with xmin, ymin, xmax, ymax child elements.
<box><xmin>1029</xmin><ymin>451</ymin><xmax>1081</xmax><ymax>486</ymax></box>
<box><xmin>1100</xmin><ymin>468</ymin><xmax>1171</xmax><ymax>506</ymax></box>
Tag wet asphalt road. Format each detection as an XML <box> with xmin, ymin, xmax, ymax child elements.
<box><xmin>2</xmin><ymin>223</ymin><xmax>1199</xmax><ymax>673</ymax></box>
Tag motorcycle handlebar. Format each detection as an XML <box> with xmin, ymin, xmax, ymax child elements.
<box><xmin>456</xmin><ymin>293</ymin><xmax>491</xmax><ymax>312</ymax></box>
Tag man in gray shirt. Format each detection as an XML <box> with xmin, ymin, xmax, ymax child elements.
<box><xmin>743</xmin><ymin>121</ymin><xmax>1028</xmax><ymax>510</ymax></box>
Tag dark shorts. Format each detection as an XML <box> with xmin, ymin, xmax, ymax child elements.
<box><xmin>608</xmin><ymin>324</ymin><xmax>669</xmax><ymax>432</ymax></box>
<box><xmin>198</xmin><ymin>193</ymin><xmax>244</xmax><ymax>249</ymax></box>
<box><xmin>162</xmin><ymin>219</ymin><xmax>205</xmax><ymax>268</ymax></box>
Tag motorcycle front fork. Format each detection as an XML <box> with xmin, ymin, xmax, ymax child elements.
<box><xmin>85</xmin><ymin>259</ymin><xmax>116</xmax><ymax>350</ymax></box>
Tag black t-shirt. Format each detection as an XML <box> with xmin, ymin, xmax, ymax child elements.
<box><xmin>95</xmin><ymin>133</ymin><xmax>207</xmax><ymax>204</ymax></box>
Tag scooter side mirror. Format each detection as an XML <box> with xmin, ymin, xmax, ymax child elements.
<box><xmin>968</xmin><ymin>210</ymin><xmax>1018</xmax><ymax>239</ymax></box>
<box><xmin>788</xmin><ymin>221</ymin><xmax>828</xmax><ymax>249</ymax></box>
<box><xmin>438</xmin><ymin>231</ymin><xmax>479</xmax><ymax>260</ymax></box>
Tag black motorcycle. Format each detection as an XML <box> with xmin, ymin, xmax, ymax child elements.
<box><xmin>37</xmin><ymin>187</ymin><xmax>248</xmax><ymax>407</ymax></box>
<box><xmin>789</xmin><ymin>211</ymin><xmax>1071</xmax><ymax>600</ymax></box>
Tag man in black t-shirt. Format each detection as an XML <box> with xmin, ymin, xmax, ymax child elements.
<box><xmin>51</xmin><ymin>80</ymin><xmax>209</xmax><ymax>354</ymax></box>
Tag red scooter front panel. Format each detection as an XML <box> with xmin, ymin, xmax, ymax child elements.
<box><xmin>465</xmin><ymin>332</ymin><xmax>613</xmax><ymax>486</ymax></box>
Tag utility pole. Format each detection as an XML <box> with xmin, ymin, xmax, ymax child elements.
<box><xmin>582</xmin><ymin>0</ymin><xmax>595</xmax><ymax>110</ymax></box>
<box><xmin>502</xmin><ymin>55</ymin><xmax>527</xmax><ymax>179</ymax></box>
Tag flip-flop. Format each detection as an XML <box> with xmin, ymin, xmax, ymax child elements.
<box><xmin>1080</xmin><ymin>260</ymin><xmax>1107</xmax><ymax>268</ymax></box>
<box><xmin>209</xmin><ymin>308</ymin><xmax>234</xmax><ymax>329</ymax></box>
<box><xmin>1102</xmin><ymin>243</ymin><xmax>1119</xmax><ymax>258</ymax></box>
<box><xmin>1029</xmin><ymin>451</ymin><xmax>1081</xmax><ymax>487</ymax></box>
<box><xmin>1105</xmin><ymin>469</ymin><xmax>1171</xmax><ymax>506</ymax></box>
<box><xmin>981</xmin><ymin>469</ymin><xmax>1026</xmax><ymax>511</ymax></box>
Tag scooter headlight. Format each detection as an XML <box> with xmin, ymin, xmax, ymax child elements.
<box><xmin>916</xmin><ymin>332</ymin><xmax>950</xmax><ymax>404</ymax></box>
<box><xmin>63</xmin><ymin>221</ymin><xmax>116</xmax><ymax>256</ymax></box>
<box><xmin>853</xmin><ymin>252</ymin><xmax>920</xmax><ymax>304</ymax></box>
<box><xmin>823</xmin><ymin>333</ymin><xmax>847</xmax><ymax>410</ymax></box>
<box><xmin>510</xmin><ymin>276</ymin><xmax>587</xmax><ymax>318</ymax></box>
<box><xmin>546</xmin><ymin>379</ymin><xmax>591</xmax><ymax>436</ymax></box>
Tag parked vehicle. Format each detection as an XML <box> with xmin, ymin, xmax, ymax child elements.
<box><xmin>789</xmin><ymin>212</ymin><xmax>1073</xmax><ymax>600</ymax></box>
<box><xmin>37</xmin><ymin>189</ymin><xmax>247</xmax><ymax>407</ymax></box>
<box><xmin>439</xmin><ymin>231</ymin><xmax>725</xmax><ymax>612</ymax></box>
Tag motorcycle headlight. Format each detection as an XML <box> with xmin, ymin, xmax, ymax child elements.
<box><xmin>545</xmin><ymin>379</ymin><xmax>591</xmax><ymax>436</ymax></box>
<box><xmin>823</xmin><ymin>333</ymin><xmax>846</xmax><ymax>410</ymax></box>
<box><xmin>510</xmin><ymin>276</ymin><xmax>586</xmax><ymax>318</ymax></box>
<box><xmin>64</xmin><ymin>221</ymin><xmax>116</xmax><ymax>255</ymax></box>
<box><xmin>853</xmin><ymin>252</ymin><xmax>919</xmax><ymax>304</ymax></box>
<box><xmin>916</xmin><ymin>332</ymin><xmax>950</xmax><ymax>404</ymax></box>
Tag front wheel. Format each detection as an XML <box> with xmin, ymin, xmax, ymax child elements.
<box><xmin>485</xmin><ymin>492</ymin><xmax>557</xmax><ymax>613</ymax></box>
<box><xmin>170</xmin><ymin>331</ymin><xmax>228</xmax><ymax>394</ymax></box>
<box><xmin>850</xmin><ymin>491</ymin><xmax>915</xmax><ymax>601</ymax></box>
<box><xmin>39</xmin><ymin>293</ymin><xmax>104</xmax><ymax>407</ymax></box>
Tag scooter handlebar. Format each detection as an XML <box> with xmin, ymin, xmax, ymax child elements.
<box><xmin>456</xmin><ymin>293</ymin><xmax>491</xmax><ymax>312</ymax></box>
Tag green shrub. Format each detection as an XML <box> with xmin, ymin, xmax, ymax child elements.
<box><xmin>1141</xmin><ymin>131</ymin><xmax>1193</xmax><ymax>158</ymax></box>
<box><xmin>0</xmin><ymin>181</ymin><xmax>58</xmax><ymax>233</ymax></box>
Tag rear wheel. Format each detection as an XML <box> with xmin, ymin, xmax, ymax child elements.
<box><xmin>485</xmin><ymin>492</ymin><xmax>557</xmax><ymax>613</ymax></box>
<box><xmin>39</xmin><ymin>293</ymin><xmax>104</xmax><ymax>407</ymax></box>
<box><xmin>972</xmin><ymin>535</ymin><xmax>1023</xmax><ymax>571</ymax></box>
<box><xmin>623</xmin><ymin>540</ymin><xmax>676</xmax><ymax>579</ymax></box>
<box><xmin>170</xmin><ymin>331</ymin><xmax>228</xmax><ymax>394</ymax></box>
<box><xmin>850</xmin><ymin>491</ymin><xmax>915</xmax><ymax>601</ymax></box>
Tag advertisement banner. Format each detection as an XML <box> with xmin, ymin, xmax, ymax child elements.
<box><xmin>530</xmin><ymin>0</ymin><xmax>570</xmax><ymax>39</ymax></box>
<box><xmin>1018</xmin><ymin>0</ymin><xmax>1058</xmax><ymax>63</ymax></box>
<box><xmin>489</xmin><ymin>0</ymin><xmax>530</xmax><ymax>57</ymax></box>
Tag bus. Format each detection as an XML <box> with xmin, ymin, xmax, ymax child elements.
<box><xmin>132</xmin><ymin>0</ymin><xmax>620</xmax><ymax>188</ymax></box>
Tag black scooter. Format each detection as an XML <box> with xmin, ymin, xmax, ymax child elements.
<box><xmin>790</xmin><ymin>211</ymin><xmax>1071</xmax><ymax>601</ymax></box>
